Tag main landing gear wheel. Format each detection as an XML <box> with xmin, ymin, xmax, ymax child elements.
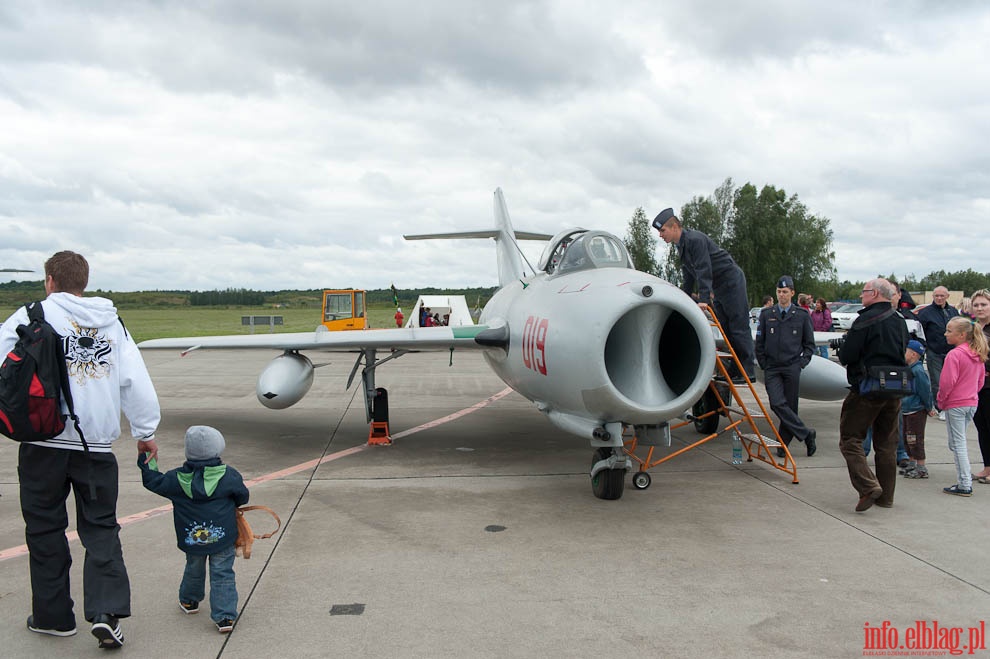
<box><xmin>632</xmin><ymin>471</ymin><xmax>652</xmax><ymax>490</ymax></box>
<box><xmin>692</xmin><ymin>388</ymin><xmax>720</xmax><ymax>435</ymax></box>
<box><xmin>591</xmin><ymin>448</ymin><xmax>625</xmax><ymax>500</ymax></box>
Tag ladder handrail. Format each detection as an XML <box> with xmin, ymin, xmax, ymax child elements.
<box><xmin>623</xmin><ymin>309</ymin><xmax>799</xmax><ymax>484</ymax></box>
<box><xmin>704</xmin><ymin>310</ymin><xmax>798</xmax><ymax>481</ymax></box>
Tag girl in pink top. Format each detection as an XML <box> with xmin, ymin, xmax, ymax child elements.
<box><xmin>938</xmin><ymin>316</ymin><xmax>989</xmax><ymax>495</ymax></box>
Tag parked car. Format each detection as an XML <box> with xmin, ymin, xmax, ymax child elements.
<box><xmin>830</xmin><ymin>303</ymin><xmax>924</xmax><ymax>340</ymax></box>
<box><xmin>831</xmin><ymin>303</ymin><xmax>864</xmax><ymax>330</ymax></box>
<box><xmin>827</xmin><ymin>301</ymin><xmax>851</xmax><ymax>312</ymax></box>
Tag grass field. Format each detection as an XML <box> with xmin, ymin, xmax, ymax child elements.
<box><xmin>0</xmin><ymin>304</ymin><xmax>403</xmax><ymax>344</ymax></box>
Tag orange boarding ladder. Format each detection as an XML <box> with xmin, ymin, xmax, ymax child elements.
<box><xmin>623</xmin><ymin>310</ymin><xmax>799</xmax><ymax>486</ymax></box>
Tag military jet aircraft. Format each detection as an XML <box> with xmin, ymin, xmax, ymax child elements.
<box><xmin>139</xmin><ymin>189</ymin><xmax>847</xmax><ymax>499</ymax></box>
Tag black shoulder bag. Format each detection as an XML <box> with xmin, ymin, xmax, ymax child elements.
<box><xmin>854</xmin><ymin>308</ymin><xmax>913</xmax><ymax>398</ymax></box>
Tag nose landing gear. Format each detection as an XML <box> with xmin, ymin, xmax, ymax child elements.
<box><xmin>590</xmin><ymin>447</ymin><xmax>629</xmax><ymax>500</ymax></box>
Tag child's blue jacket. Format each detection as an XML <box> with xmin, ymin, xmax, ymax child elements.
<box><xmin>901</xmin><ymin>361</ymin><xmax>934</xmax><ymax>415</ymax></box>
<box><xmin>139</xmin><ymin>455</ymin><xmax>250</xmax><ymax>555</ymax></box>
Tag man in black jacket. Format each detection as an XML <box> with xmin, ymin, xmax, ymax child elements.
<box><xmin>917</xmin><ymin>286</ymin><xmax>958</xmax><ymax>411</ymax></box>
<box><xmin>654</xmin><ymin>208</ymin><xmax>755</xmax><ymax>381</ymax></box>
<box><xmin>837</xmin><ymin>278</ymin><xmax>909</xmax><ymax>512</ymax></box>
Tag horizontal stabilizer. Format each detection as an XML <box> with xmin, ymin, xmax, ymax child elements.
<box><xmin>403</xmin><ymin>189</ymin><xmax>549</xmax><ymax>287</ymax></box>
<box><xmin>404</xmin><ymin>230</ymin><xmax>551</xmax><ymax>241</ymax></box>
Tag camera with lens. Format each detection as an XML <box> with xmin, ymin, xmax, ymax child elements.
<box><xmin>828</xmin><ymin>337</ymin><xmax>846</xmax><ymax>351</ymax></box>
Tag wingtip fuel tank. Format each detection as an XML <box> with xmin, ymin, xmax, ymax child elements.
<box><xmin>256</xmin><ymin>352</ymin><xmax>315</xmax><ymax>409</ymax></box>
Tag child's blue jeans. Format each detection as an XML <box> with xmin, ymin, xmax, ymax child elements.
<box><xmin>179</xmin><ymin>545</ymin><xmax>238</xmax><ymax>622</ymax></box>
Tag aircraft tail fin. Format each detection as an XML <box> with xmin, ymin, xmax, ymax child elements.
<box><xmin>403</xmin><ymin>188</ymin><xmax>551</xmax><ymax>288</ymax></box>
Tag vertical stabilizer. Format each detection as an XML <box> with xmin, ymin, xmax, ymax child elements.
<box><xmin>493</xmin><ymin>188</ymin><xmax>525</xmax><ymax>288</ymax></box>
<box><xmin>402</xmin><ymin>188</ymin><xmax>551</xmax><ymax>289</ymax></box>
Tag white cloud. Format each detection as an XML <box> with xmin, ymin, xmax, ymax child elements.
<box><xmin>1</xmin><ymin>0</ymin><xmax>989</xmax><ymax>293</ymax></box>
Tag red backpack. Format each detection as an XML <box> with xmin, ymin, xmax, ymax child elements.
<box><xmin>0</xmin><ymin>302</ymin><xmax>85</xmax><ymax>444</ymax></box>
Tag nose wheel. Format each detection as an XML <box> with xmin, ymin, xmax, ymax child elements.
<box><xmin>590</xmin><ymin>447</ymin><xmax>627</xmax><ymax>500</ymax></box>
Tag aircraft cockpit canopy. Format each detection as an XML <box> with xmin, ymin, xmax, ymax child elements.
<box><xmin>538</xmin><ymin>229</ymin><xmax>633</xmax><ymax>276</ymax></box>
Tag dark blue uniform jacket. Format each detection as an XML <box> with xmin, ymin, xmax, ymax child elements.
<box><xmin>676</xmin><ymin>228</ymin><xmax>741</xmax><ymax>301</ymax></box>
<box><xmin>755</xmin><ymin>304</ymin><xmax>814</xmax><ymax>370</ymax></box>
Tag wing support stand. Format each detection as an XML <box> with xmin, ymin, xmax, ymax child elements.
<box><xmin>347</xmin><ymin>348</ymin><xmax>409</xmax><ymax>446</ymax></box>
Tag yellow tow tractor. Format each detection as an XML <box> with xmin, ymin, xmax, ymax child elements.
<box><xmin>320</xmin><ymin>289</ymin><xmax>367</xmax><ymax>331</ymax></box>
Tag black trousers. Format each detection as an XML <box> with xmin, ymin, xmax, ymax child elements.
<box><xmin>713</xmin><ymin>268</ymin><xmax>755</xmax><ymax>376</ymax></box>
<box><xmin>17</xmin><ymin>444</ymin><xmax>130</xmax><ymax>629</ymax></box>
<box><xmin>764</xmin><ymin>363</ymin><xmax>810</xmax><ymax>443</ymax></box>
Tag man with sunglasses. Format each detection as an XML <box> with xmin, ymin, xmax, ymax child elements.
<box><xmin>654</xmin><ymin>208</ymin><xmax>755</xmax><ymax>382</ymax></box>
<box><xmin>836</xmin><ymin>278</ymin><xmax>909</xmax><ymax>512</ymax></box>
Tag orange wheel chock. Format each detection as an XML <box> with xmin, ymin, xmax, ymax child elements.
<box><xmin>367</xmin><ymin>421</ymin><xmax>392</xmax><ymax>445</ymax></box>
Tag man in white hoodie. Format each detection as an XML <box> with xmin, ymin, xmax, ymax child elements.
<box><xmin>0</xmin><ymin>251</ymin><xmax>161</xmax><ymax>650</ymax></box>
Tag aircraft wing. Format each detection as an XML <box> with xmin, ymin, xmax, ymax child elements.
<box><xmin>138</xmin><ymin>325</ymin><xmax>495</xmax><ymax>354</ymax></box>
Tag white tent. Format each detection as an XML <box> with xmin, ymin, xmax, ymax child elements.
<box><xmin>405</xmin><ymin>295</ymin><xmax>476</xmax><ymax>327</ymax></box>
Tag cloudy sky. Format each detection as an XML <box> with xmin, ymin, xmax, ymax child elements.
<box><xmin>1</xmin><ymin>1</ymin><xmax>988</xmax><ymax>293</ymax></box>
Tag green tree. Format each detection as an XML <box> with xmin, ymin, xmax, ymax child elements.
<box><xmin>189</xmin><ymin>288</ymin><xmax>266</xmax><ymax>306</ymax></box>
<box><xmin>728</xmin><ymin>183</ymin><xmax>837</xmax><ymax>304</ymax></box>
<box><xmin>832</xmin><ymin>281</ymin><xmax>863</xmax><ymax>302</ymax></box>
<box><xmin>680</xmin><ymin>177</ymin><xmax>734</xmax><ymax>246</ymax></box>
<box><xmin>919</xmin><ymin>269</ymin><xmax>990</xmax><ymax>294</ymax></box>
<box><xmin>882</xmin><ymin>274</ymin><xmax>921</xmax><ymax>296</ymax></box>
<box><xmin>656</xmin><ymin>246</ymin><xmax>681</xmax><ymax>286</ymax></box>
<box><xmin>623</xmin><ymin>207</ymin><xmax>660</xmax><ymax>276</ymax></box>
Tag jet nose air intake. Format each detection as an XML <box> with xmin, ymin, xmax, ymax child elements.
<box><xmin>603</xmin><ymin>293</ymin><xmax>714</xmax><ymax>416</ymax></box>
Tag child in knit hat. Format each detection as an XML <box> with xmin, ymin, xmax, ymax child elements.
<box><xmin>138</xmin><ymin>426</ymin><xmax>249</xmax><ymax>633</ymax></box>
<box><xmin>900</xmin><ymin>340</ymin><xmax>936</xmax><ymax>479</ymax></box>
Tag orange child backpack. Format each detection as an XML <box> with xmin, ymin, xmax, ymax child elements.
<box><xmin>234</xmin><ymin>506</ymin><xmax>281</xmax><ymax>559</ymax></box>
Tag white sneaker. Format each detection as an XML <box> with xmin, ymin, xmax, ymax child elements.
<box><xmin>91</xmin><ymin>614</ymin><xmax>123</xmax><ymax>649</ymax></box>
<box><xmin>938</xmin><ymin>411</ymin><xmax>946</xmax><ymax>421</ymax></box>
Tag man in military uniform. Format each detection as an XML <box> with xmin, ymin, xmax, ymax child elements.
<box><xmin>654</xmin><ymin>208</ymin><xmax>755</xmax><ymax>381</ymax></box>
<box><xmin>755</xmin><ymin>275</ymin><xmax>817</xmax><ymax>457</ymax></box>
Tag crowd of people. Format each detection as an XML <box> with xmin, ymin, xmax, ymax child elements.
<box><xmin>764</xmin><ymin>278</ymin><xmax>990</xmax><ymax>510</ymax></box>
<box><xmin>418</xmin><ymin>306</ymin><xmax>450</xmax><ymax>327</ymax></box>
<box><xmin>652</xmin><ymin>207</ymin><xmax>989</xmax><ymax>513</ymax></box>
<box><xmin>767</xmin><ymin>278</ymin><xmax>989</xmax><ymax>509</ymax></box>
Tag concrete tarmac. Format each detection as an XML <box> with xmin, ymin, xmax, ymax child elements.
<box><xmin>1</xmin><ymin>350</ymin><xmax>988</xmax><ymax>658</ymax></box>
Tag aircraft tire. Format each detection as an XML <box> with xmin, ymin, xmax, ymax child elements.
<box><xmin>692</xmin><ymin>388</ymin><xmax>720</xmax><ymax>435</ymax></box>
<box><xmin>591</xmin><ymin>448</ymin><xmax>625</xmax><ymax>500</ymax></box>
<box><xmin>632</xmin><ymin>471</ymin><xmax>651</xmax><ymax>490</ymax></box>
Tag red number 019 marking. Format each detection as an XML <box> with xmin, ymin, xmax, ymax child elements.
<box><xmin>522</xmin><ymin>316</ymin><xmax>549</xmax><ymax>375</ymax></box>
